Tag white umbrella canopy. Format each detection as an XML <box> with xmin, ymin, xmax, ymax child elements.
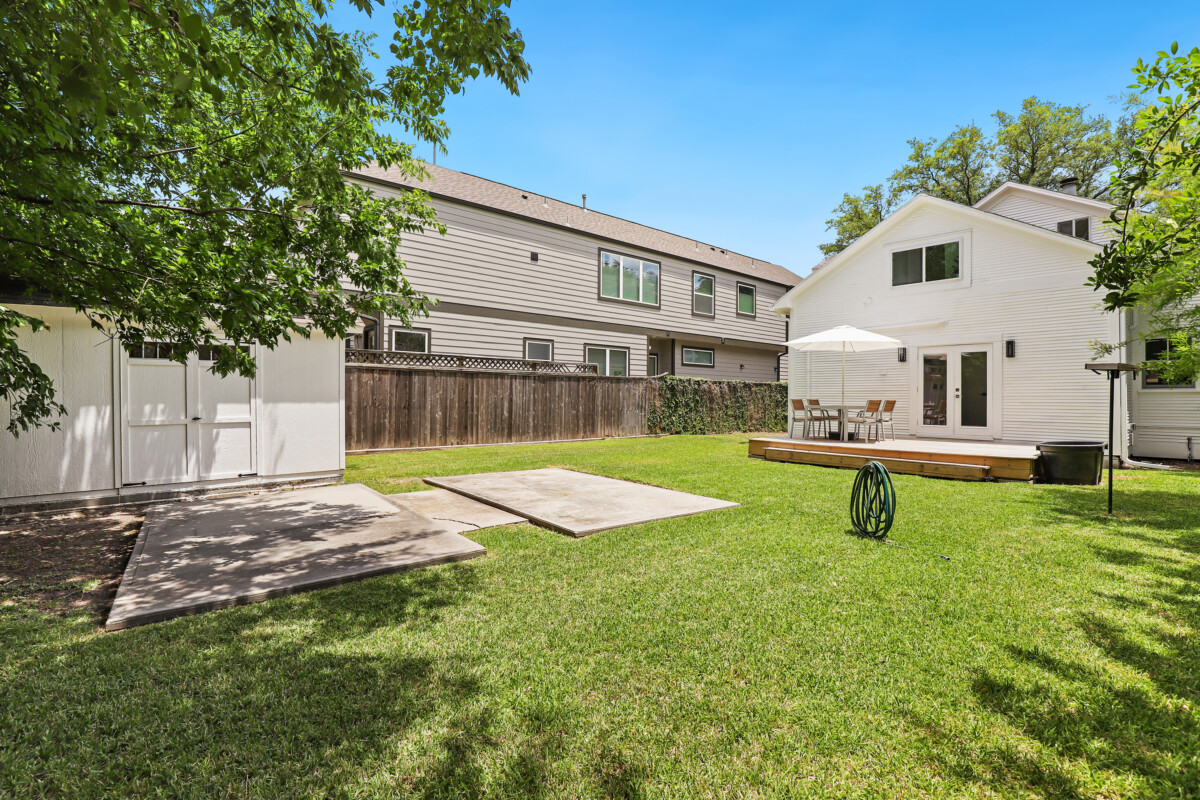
<box><xmin>783</xmin><ymin>325</ymin><xmax>902</xmax><ymax>406</ymax></box>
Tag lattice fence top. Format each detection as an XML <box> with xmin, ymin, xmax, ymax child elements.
<box><xmin>345</xmin><ymin>349</ymin><xmax>600</xmax><ymax>374</ymax></box>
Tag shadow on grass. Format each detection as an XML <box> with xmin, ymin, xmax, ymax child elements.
<box><xmin>904</xmin><ymin>482</ymin><xmax>1200</xmax><ymax>799</ymax></box>
<box><xmin>0</xmin><ymin>561</ymin><xmax>637</xmax><ymax>798</ymax></box>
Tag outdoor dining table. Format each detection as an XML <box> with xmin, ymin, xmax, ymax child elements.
<box><xmin>817</xmin><ymin>403</ymin><xmax>865</xmax><ymax>442</ymax></box>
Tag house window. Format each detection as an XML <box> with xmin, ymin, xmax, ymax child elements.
<box><xmin>681</xmin><ymin>347</ymin><xmax>715</xmax><ymax>367</ymax></box>
<box><xmin>344</xmin><ymin>334</ymin><xmax>363</xmax><ymax>350</ymax></box>
<box><xmin>1057</xmin><ymin>218</ymin><xmax>1090</xmax><ymax>240</ymax></box>
<box><xmin>127</xmin><ymin>341</ymin><xmax>175</xmax><ymax>360</ymax></box>
<box><xmin>647</xmin><ymin>354</ymin><xmax>659</xmax><ymax>375</ymax></box>
<box><xmin>693</xmin><ymin>271</ymin><xmax>715</xmax><ymax>316</ymax></box>
<box><xmin>585</xmin><ymin>346</ymin><xmax>630</xmax><ymax>376</ymax></box>
<box><xmin>736</xmin><ymin>282</ymin><xmax>756</xmax><ymax>317</ymax></box>
<box><xmin>391</xmin><ymin>328</ymin><xmax>430</xmax><ymax>353</ymax></box>
<box><xmin>524</xmin><ymin>339</ymin><xmax>553</xmax><ymax>361</ymax></box>
<box><xmin>891</xmin><ymin>241</ymin><xmax>960</xmax><ymax>286</ymax></box>
<box><xmin>1143</xmin><ymin>338</ymin><xmax>1196</xmax><ymax>388</ymax></box>
<box><xmin>599</xmin><ymin>251</ymin><xmax>659</xmax><ymax>306</ymax></box>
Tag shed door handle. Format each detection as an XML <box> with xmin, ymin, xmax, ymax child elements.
<box><xmin>191</xmin><ymin>416</ymin><xmax>201</xmax><ymax>421</ymax></box>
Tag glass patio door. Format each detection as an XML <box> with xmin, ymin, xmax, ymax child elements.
<box><xmin>918</xmin><ymin>345</ymin><xmax>993</xmax><ymax>438</ymax></box>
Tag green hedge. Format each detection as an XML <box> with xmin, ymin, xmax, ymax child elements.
<box><xmin>646</xmin><ymin>375</ymin><xmax>788</xmax><ymax>435</ymax></box>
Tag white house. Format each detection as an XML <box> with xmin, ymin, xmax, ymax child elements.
<box><xmin>0</xmin><ymin>303</ymin><xmax>345</xmax><ymax>510</ymax></box>
<box><xmin>773</xmin><ymin>181</ymin><xmax>1200</xmax><ymax>460</ymax></box>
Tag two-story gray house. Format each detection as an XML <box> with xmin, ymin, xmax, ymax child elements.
<box><xmin>342</xmin><ymin>164</ymin><xmax>800</xmax><ymax>381</ymax></box>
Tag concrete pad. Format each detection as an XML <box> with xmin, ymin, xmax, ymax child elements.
<box><xmin>107</xmin><ymin>484</ymin><xmax>484</xmax><ymax>631</ymax></box>
<box><xmin>380</xmin><ymin>489</ymin><xmax>526</xmax><ymax>534</ymax></box>
<box><xmin>426</xmin><ymin>468</ymin><xmax>739</xmax><ymax>537</ymax></box>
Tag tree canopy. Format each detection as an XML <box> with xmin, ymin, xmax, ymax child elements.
<box><xmin>1088</xmin><ymin>44</ymin><xmax>1200</xmax><ymax>384</ymax></box>
<box><xmin>819</xmin><ymin>97</ymin><xmax>1126</xmax><ymax>257</ymax></box>
<box><xmin>0</xmin><ymin>0</ymin><xmax>528</xmax><ymax>434</ymax></box>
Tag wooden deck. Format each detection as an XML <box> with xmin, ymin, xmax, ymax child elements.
<box><xmin>748</xmin><ymin>436</ymin><xmax>1041</xmax><ymax>481</ymax></box>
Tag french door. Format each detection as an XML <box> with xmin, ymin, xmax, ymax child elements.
<box><xmin>917</xmin><ymin>345</ymin><xmax>993</xmax><ymax>438</ymax></box>
<box><xmin>121</xmin><ymin>344</ymin><xmax>257</xmax><ymax>486</ymax></box>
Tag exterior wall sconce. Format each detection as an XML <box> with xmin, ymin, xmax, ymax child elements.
<box><xmin>897</xmin><ymin>347</ymin><xmax>907</xmax><ymax>363</ymax></box>
<box><xmin>1006</xmin><ymin>340</ymin><xmax>1016</xmax><ymax>358</ymax></box>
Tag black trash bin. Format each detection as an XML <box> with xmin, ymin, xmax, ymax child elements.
<box><xmin>1037</xmin><ymin>441</ymin><xmax>1106</xmax><ymax>485</ymax></box>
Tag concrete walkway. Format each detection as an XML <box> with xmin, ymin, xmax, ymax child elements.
<box><xmin>426</xmin><ymin>468</ymin><xmax>739</xmax><ymax>537</ymax></box>
<box><xmin>107</xmin><ymin>484</ymin><xmax>486</xmax><ymax>631</ymax></box>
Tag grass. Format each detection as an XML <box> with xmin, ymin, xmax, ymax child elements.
<box><xmin>2</xmin><ymin>434</ymin><xmax>1199</xmax><ymax>799</ymax></box>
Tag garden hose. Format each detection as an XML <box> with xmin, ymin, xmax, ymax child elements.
<box><xmin>850</xmin><ymin>461</ymin><xmax>895</xmax><ymax>538</ymax></box>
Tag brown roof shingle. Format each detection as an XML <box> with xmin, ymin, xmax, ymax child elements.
<box><xmin>346</xmin><ymin>163</ymin><xmax>801</xmax><ymax>287</ymax></box>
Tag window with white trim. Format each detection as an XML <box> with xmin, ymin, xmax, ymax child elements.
<box><xmin>600</xmin><ymin>251</ymin><xmax>659</xmax><ymax>305</ymax></box>
<box><xmin>524</xmin><ymin>339</ymin><xmax>553</xmax><ymax>361</ymax></box>
<box><xmin>736</xmin><ymin>282</ymin><xmax>756</xmax><ymax>316</ymax></box>
<box><xmin>647</xmin><ymin>354</ymin><xmax>659</xmax><ymax>375</ymax></box>
<box><xmin>681</xmin><ymin>347</ymin><xmax>714</xmax><ymax>367</ymax></box>
<box><xmin>891</xmin><ymin>241</ymin><xmax>960</xmax><ymax>286</ymax></box>
<box><xmin>1143</xmin><ymin>338</ymin><xmax>1196</xmax><ymax>388</ymax></box>
<box><xmin>692</xmin><ymin>271</ymin><xmax>715</xmax><ymax>316</ymax></box>
<box><xmin>1057</xmin><ymin>218</ymin><xmax>1090</xmax><ymax>240</ymax></box>
<box><xmin>391</xmin><ymin>328</ymin><xmax>430</xmax><ymax>353</ymax></box>
<box><xmin>585</xmin><ymin>346</ymin><xmax>630</xmax><ymax>376</ymax></box>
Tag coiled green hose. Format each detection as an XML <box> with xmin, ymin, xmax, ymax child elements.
<box><xmin>850</xmin><ymin>461</ymin><xmax>895</xmax><ymax>538</ymax></box>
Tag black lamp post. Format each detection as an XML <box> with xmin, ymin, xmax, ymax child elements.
<box><xmin>1085</xmin><ymin>362</ymin><xmax>1140</xmax><ymax>514</ymax></box>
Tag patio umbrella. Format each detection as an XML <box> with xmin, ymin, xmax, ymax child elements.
<box><xmin>783</xmin><ymin>325</ymin><xmax>902</xmax><ymax>406</ymax></box>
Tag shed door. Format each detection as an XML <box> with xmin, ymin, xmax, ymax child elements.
<box><xmin>122</xmin><ymin>344</ymin><xmax>191</xmax><ymax>486</ymax></box>
<box><xmin>121</xmin><ymin>344</ymin><xmax>257</xmax><ymax>487</ymax></box>
<box><xmin>195</xmin><ymin>348</ymin><xmax>256</xmax><ymax>480</ymax></box>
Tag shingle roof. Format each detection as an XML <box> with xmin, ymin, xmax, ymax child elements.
<box><xmin>345</xmin><ymin>163</ymin><xmax>801</xmax><ymax>287</ymax></box>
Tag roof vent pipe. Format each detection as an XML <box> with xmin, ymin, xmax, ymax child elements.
<box><xmin>1059</xmin><ymin>176</ymin><xmax>1079</xmax><ymax>195</ymax></box>
<box><xmin>582</xmin><ymin>193</ymin><xmax>587</xmax><ymax>212</ymax></box>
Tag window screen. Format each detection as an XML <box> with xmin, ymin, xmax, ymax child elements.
<box><xmin>737</xmin><ymin>283</ymin><xmax>756</xmax><ymax>316</ymax></box>
<box><xmin>392</xmin><ymin>329</ymin><xmax>429</xmax><ymax>353</ymax></box>
<box><xmin>891</xmin><ymin>248</ymin><xmax>923</xmax><ymax>286</ymax></box>
<box><xmin>681</xmin><ymin>347</ymin><xmax>714</xmax><ymax>366</ymax></box>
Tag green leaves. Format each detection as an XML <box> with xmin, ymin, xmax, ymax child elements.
<box><xmin>1089</xmin><ymin>46</ymin><xmax>1200</xmax><ymax>383</ymax></box>
<box><xmin>0</xmin><ymin>0</ymin><xmax>527</xmax><ymax>433</ymax></box>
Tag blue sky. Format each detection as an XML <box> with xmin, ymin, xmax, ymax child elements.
<box><xmin>328</xmin><ymin>1</ymin><xmax>1200</xmax><ymax>277</ymax></box>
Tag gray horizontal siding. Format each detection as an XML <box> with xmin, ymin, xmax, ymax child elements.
<box><xmin>352</xmin><ymin>179</ymin><xmax>789</xmax><ymax>347</ymax></box>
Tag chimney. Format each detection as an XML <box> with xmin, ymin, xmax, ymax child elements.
<box><xmin>582</xmin><ymin>193</ymin><xmax>587</xmax><ymax>212</ymax></box>
<box><xmin>1059</xmin><ymin>176</ymin><xmax>1079</xmax><ymax>196</ymax></box>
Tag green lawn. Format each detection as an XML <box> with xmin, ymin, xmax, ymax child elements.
<box><xmin>3</xmin><ymin>435</ymin><xmax>1199</xmax><ymax>799</ymax></box>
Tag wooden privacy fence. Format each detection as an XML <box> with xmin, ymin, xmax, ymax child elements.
<box><xmin>346</xmin><ymin>366</ymin><xmax>654</xmax><ymax>452</ymax></box>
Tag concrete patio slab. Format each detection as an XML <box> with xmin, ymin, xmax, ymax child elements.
<box><xmin>380</xmin><ymin>489</ymin><xmax>526</xmax><ymax>534</ymax></box>
<box><xmin>426</xmin><ymin>468</ymin><xmax>738</xmax><ymax>537</ymax></box>
<box><xmin>107</xmin><ymin>484</ymin><xmax>484</xmax><ymax>631</ymax></box>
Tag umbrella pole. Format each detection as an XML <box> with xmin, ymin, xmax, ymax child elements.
<box><xmin>841</xmin><ymin>342</ymin><xmax>846</xmax><ymax>407</ymax></box>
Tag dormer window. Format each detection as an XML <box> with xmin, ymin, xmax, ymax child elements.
<box><xmin>1057</xmin><ymin>218</ymin><xmax>1090</xmax><ymax>240</ymax></box>
<box><xmin>891</xmin><ymin>241</ymin><xmax>959</xmax><ymax>286</ymax></box>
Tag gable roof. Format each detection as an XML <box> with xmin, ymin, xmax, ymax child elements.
<box><xmin>772</xmin><ymin>192</ymin><xmax>1102</xmax><ymax>312</ymax></box>
<box><xmin>974</xmin><ymin>181</ymin><xmax>1115</xmax><ymax>214</ymax></box>
<box><xmin>344</xmin><ymin>163</ymin><xmax>801</xmax><ymax>287</ymax></box>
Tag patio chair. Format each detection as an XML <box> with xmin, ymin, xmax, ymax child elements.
<box><xmin>875</xmin><ymin>400</ymin><xmax>897</xmax><ymax>441</ymax></box>
<box><xmin>806</xmin><ymin>399</ymin><xmax>836</xmax><ymax>438</ymax></box>
<box><xmin>789</xmin><ymin>398</ymin><xmax>824</xmax><ymax>439</ymax></box>
<box><xmin>847</xmin><ymin>400</ymin><xmax>882</xmax><ymax>441</ymax></box>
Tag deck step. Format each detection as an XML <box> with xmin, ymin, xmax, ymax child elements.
<box><xmin>762</xmin><ymin>447</ymin><xmax>992</xmax><ymax>481</ymax></box>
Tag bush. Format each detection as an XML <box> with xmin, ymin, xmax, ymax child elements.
<box><xmin>647</xmin><ymin>376</ymin><xmax>787</xmax><ymax>435</ymax></box>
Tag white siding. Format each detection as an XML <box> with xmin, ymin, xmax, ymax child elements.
<box><xmin>981</xmin><ymin>190</ymin><xmax>1115</xmax><ymax>245</ymax></box>
<box><xmin>0</xmin><ymin>307</ymin><xmax>117</xmax><ymax>499</ymax></box>
<box><xmin>259</xmin><ymin>333</ymin><xmax>344</xmax><ymax>476</ymax></box>
<box><xmin>782</xmin><ymin>201</ymin><xmax>1126</xmax><ymax>449</ymax></box>
<box><xmin>1127</xmin><ymin>310</ymin><xmax>1200</xmax><ymax>459</ymax></box>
